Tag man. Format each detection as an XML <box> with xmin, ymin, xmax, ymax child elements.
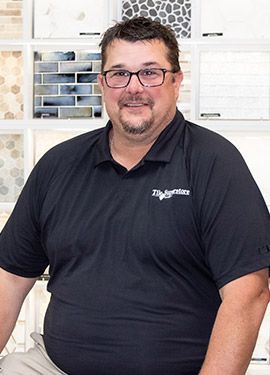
<box><xmin>0</xmin><ymin>17</ymin><xmax>270</xmax><ymax>375</ymax></box>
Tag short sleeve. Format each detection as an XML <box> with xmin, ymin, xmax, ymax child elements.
<box><xmin>0</xmin><ymin>161</ymin><xmax>49</xmax><ymax>277</ymax></box>
<box><xmin>193</xmin><ymin>137</ymin><xmax>270</xmax><ymax>289</ymax></box>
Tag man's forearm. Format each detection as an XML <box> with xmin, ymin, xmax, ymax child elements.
<box><xmin>199</xmin><ymin>282</ymin><xmax>269</xmax><ymax>374</ymax></box>
<box><xmin>0</xmin><ymin>268</ymin><xmax>37</xmax><ymax>353</ymax></box>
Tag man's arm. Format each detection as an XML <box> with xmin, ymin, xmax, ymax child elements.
<box><xmin>199</xmin><ymin>268</ymin><xmax>270</xmax><ymax>375</ymax></box>
<box><xmin>0</xmin><ymin>267</ymin><xmax>37</xmax><ymax>353</ymax></box>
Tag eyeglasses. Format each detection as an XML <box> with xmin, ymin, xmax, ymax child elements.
<box><xmin>102</xmin><ymin>68</ymin><xmax>176</xmax><ymax>88</ymax></box>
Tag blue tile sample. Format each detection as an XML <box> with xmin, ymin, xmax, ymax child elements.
<box><xmin>34</xmin><ymin>50</ymin><xmax>102</xmax><ymax>119</ymax></box>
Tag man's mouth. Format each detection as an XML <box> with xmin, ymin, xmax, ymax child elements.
<box><xmin>124</xmin><ymin>102</ymin><xmax>146</xmax><ymax>107</ymax></box>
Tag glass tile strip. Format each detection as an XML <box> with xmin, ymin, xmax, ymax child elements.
<box><xmin>0</xmin><ymin>0</ymin><xmax>23</xmax><ymax>39</ymax></box>
<box><xmin>0</xmin><ymin>51</ymin><xmax>23</xmax><ymax>119</ymax></box>
<box><xmin>33</xmin><ymin>51</ymin><xmax>102</xmax><ymax>119</ymax></box>
<box><xmin>199</xmin><ymin>51</ymin><xmax>270</xmax><ymax>120</ymax></box>
<box><xmin>0</xmin><ymin>134</ymin><xmax>24</xmax><ymax>202</ymax></box>
<box><xmin>122</xmin><ymin>0</ymin><xmax>191</xmax><ymax>38</ymax></box>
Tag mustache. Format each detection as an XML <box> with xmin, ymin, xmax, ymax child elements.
<box><xmin>118</xmin><ymin>96</ymin><xmax>154</xmax><ymax>108</ymax></box>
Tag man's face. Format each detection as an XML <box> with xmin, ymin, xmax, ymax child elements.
<box><xmin>98</xmin><ymin>39</ymin><xmax>183</xmax><ymax>140</ymax></box>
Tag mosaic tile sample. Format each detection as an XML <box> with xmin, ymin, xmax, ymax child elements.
<box><xmin>199</xmin><ymin>51</ymin><xmax>270</xmax><ymax>120</ymax></box>
<box><xmin>177</xmin><ymin>50</ymin><xmax>191</xmax><ymax>119</ymax></box>
<box><xmin>0</xmin><ymin>51</ymin><xmax>23</xmax><ymax>119</ymax></box>
<box><xmin>34</xmin><ymin>130</ymin><xmax>86</xmax><ymax>163</ymax></box>
<box><xmin>220</xmin><ymin>132</ymin><xmax>270</xmax><ymax>207</ymax></box>
<box><xmin>0</xmin><ymin>134</ymin><xmax>24</xmax><ymax>202</ymax></box>
<box><xmin>0</xmin><ymin>0</ymin><xmax>23</xmax><ymax>39</ymax></box>
<box><xmin>34</xmin><ymin>51</ymin><xmax>102</xmax><ymax>119</ymax></box>
<box><xmin>34</xmin><ymin>0</ymin><xmax>108</xmax><ymax>38</ymax></box>
<box><xmin>122</xmin><ymin>0</ymin><xmax>191</xmax><ymax>38</ymax></box>
<box><xmin>201</xmin><ymin>0</ymin><xmax>270</xmax><ymax>38</ymax></box>
<box><xmin>0</xmin><ymin>208</ymin><xmax>11</xmax><ymax>231</ymax></box>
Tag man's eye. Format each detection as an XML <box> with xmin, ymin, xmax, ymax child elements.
<box><xmin>142</xmin><ymin>69</ymin><xmax>157</xmax><ymax>76</ymax></box>
<box><xmin>112</xmin><ymin>71</ymin><xmax>128</xmax><ymax>77</ymax></box>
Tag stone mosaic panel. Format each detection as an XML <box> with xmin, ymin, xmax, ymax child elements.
<box><xmin>201</xmin><ymin>0</ymin><xmax>270</xmax><ymax>38</ymax></box>
<box><xmin>0</xmin><ymin>51</ymin><xmax>23</xmax><ymax>119</ymax></box>
<box><xmin>0</xmin><ymin>134</ymin><xmax>24</xmax><ymax>202</ymax></box>
<box><xmin>0</xmin><ymin>0</ymin><xmax>23</xmax><ymax>39</ymax></box>
<box><xmin>34</xmin><ymin>130</ymin><xmax>86</xmax><ymax>163</ymax></box>
<box><xmin>34</xmin><ymin>0</ymin><xmax>108</xmax><ymax>38</ymax></box>
<box><xmin>122</xmin><ymin>0</ymin><xmax>191</xmax><ymax>38</ymax></box>
<box><xmin>34</xmin><ymin>51</ymin><xmax>102</xmax><ymax>119</ymax></box>
<box><xmin>199</xmin><ymin>51</ymin><xmax>270</xmax><ymax>120</ymax></box>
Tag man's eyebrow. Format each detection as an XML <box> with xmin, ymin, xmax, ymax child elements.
<box><xmin>108</xmin><ymin>61</ymin><xmax>160</xmax><ymax>70</ymax></box>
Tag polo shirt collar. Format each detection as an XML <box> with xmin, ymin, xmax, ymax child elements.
<box><xmin>94</xmin><ymin>109</ymin><xmax>186</xmax><ymax>166</ymax></box>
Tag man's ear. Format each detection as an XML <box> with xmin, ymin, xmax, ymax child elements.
<box><xmin>97</xmin><ymin>73</ymin><xmax>104</xmax><ymax>94</ymax></box>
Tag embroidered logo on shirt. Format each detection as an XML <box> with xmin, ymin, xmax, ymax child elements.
<box><xmin>152</xmin><ymin>188</ymin><xmax>190</xmax><ymax>201</ymax></box>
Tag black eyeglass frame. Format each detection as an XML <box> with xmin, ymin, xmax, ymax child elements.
<box><xmin>102</xmin><ymin>68</ymin><xmax>177</xmax><ymax>88</ymax></box>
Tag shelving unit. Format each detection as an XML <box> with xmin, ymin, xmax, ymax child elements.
<box><xmin>0</xmin><ymin>0</ymin><xmax>269</xmax><ymax>372</ymax></box>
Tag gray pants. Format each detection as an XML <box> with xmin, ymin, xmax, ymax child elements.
<box><xmin>0</xmin><ymin>332</ymin><xmax>67</xmax><ymax>374</ymax></box>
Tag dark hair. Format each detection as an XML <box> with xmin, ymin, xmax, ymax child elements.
<box><xmin>99</xmin><ymin>17</ymin><xmax>180</xmax><ymax>72</ymax></box>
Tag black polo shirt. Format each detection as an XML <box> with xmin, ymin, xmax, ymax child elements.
<box><xmin>0</xmin><ymin>110</ymin><xmax>270</xmax><ymax>375</ymax></box>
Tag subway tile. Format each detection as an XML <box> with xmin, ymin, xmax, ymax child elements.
<box><xmin>34</xmin><ymin>74</ymin><xmax>42</xmax><ymax>84</ymax></box>
<box><xmin>35</xmin><ymin>62</ymin><xmax>59</xmax><ymax>73</ymax></box>
<box><xmin>35</xmin><ymin>96</ymin><xmax>42</xmax><ymax>106</ymax></box>
<box><xmin>93</xmin><ymin>106</ymin><xmax>102</xmax><ymax>118</ymax></box>
<box><xmin>43</xmin><ymin>96</ymin><xmax>75</xmax><ymax>106</ymax></box>
<box><xmin>77</xmin><ymin>73</ymin><xmax>98</xmax><ymax>83</ymax></box>
<box><xmin>60</xmin><ymin>85</ymin><xmax>92</xmax><ymax>95</ymax></box>
<box><xmin>35</xmin><ymin>51</ymin><xmax>75</xmax><ymax>62</ymax></box>
<box><xmin>43</xmin><ymin>74</ymin><xmax>75</xmax><ymax>83</ymax></box>
<box><xmin>34</xmin><ymin>107</ymin><xmax>59</xmax><ymax>118</ymax></box>
<box><xmin>59</xmin><ymin>107</ymin><xmax>92</xmax><ymax>119</ymax></box>
<box><xmin>77</xmin><ymin>96</ymin><xmax>102</xmax><ymax>106</ymax></box>
<box><xmin>77</xmin><ymin>52</ymin><xmax>101</xmax><ymax>61</ymax></box>
<box><xmin>35</xmin><ymin>85</ymin><xmax>58</xmax><ymax>95</ymax></box>
<box><xmin>59</xmin><ymin>62</ymin><xmax>92</xmax><ymax>73</ymax></box>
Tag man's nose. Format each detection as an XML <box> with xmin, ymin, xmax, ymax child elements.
<box><xmin>125</xmin><ymin>73</ymin><xmax>144</xmax><ymax>93</ymax></box>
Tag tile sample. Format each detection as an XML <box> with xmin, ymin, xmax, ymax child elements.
<box><xmin>0</xmin><ymin>0</ymin><xmax>23</xmax><ymax>39</ymax></box>
<box><xmin>34</xmin><ymin>130</ymin><xmax>86</xmax><ymax>163</ymax></box>
<box><xmin>177</xmin><ymin>50</ymin><xmax>191</xmax><ymax>119</ymax></box>
<box><xmin>33</xmin><ymin>51</ymin><xmax>102</xmax><ymax>119</ymax></box>
<box><xmin>0</xmin><ymin>134</ymin><xmax>24</xmax><ymax>202</ymax></box>
<box><xmin>0</xmin><ymin>51</ymin><xmax>23</xmax><ymax>119</ymax></box>
<box><xmin>199</xmin><ymin>51</ymin><xmax>270</xmax><ymax>120</ymax></box>
<box><xmin>122</xmin><ymin>0</ymin><xmax>191</xmax><ymax>38</ymax></box>
<box><xmin>0</xmin><ymin>208</ymin><xmax>11</xmax><ymax>231</ymax></box>
<box><xmin>220</xmin><ymin>132</ymin><xmax>270</xmax><ymax>207</ymax></box>
<box><xmin>34</xmin><ymin>0</ymin><xmax>108</xmax><ymax>38</ymax></box>
<box><xmin>201</xmin><ymin>0</ymin><xmax>270</xmax><ymax>38</ymax></box>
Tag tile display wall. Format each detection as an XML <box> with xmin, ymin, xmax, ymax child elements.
<box><xmin>178</xmin><ymin>50</ymin><xmax>191</xmax><ymax>119</ymax></box>
<box><xmin>221</xmin><ymin>132</ymin><xmax>270</xmax><ymax>207</ymax></box>
<box><xmin>122</xmin><ymin>0</ymin><xmax>191</xmax><ymax>38</ymax></box>
<box><xmin>34</xmin><ymin>0</ymin><xmax>108</xmax><ymax>38</ymax></box>
<box><xmin>201</xmin><ymin>0</ymin><xmax>270</xmax><ymax>38</ymax></box>
<box><xmin>0</xmin><ymin>0</ymin><xmax>23</xmax><ymax>39</ymax></box>
<box><xmin>0</xmin><ymin>134</ymin><xmax>24</xmax><ymax>202</ymax></box>
<box><xmin>0</xmin><ymin>208</ymin><xmax>10</xmax><ymax>231</ymax></box>
<box><xmin>34</xmin><ymin>130</ymin><xmax>86</xmax><ymax>163</ymax></box>
<box><xmin>34</xmin><ymin>51</ymin><xmax>102</xmax><ymax>119</ymax></box>
<box><xmin>0</xmin><ymin>51</ymin><xmax>23</xmax><ymax>119</ymax></box>
<box><xmin>199</xmin><ymin>51</ymin><xmax>270</xmax><ymax>120</ymax></box>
